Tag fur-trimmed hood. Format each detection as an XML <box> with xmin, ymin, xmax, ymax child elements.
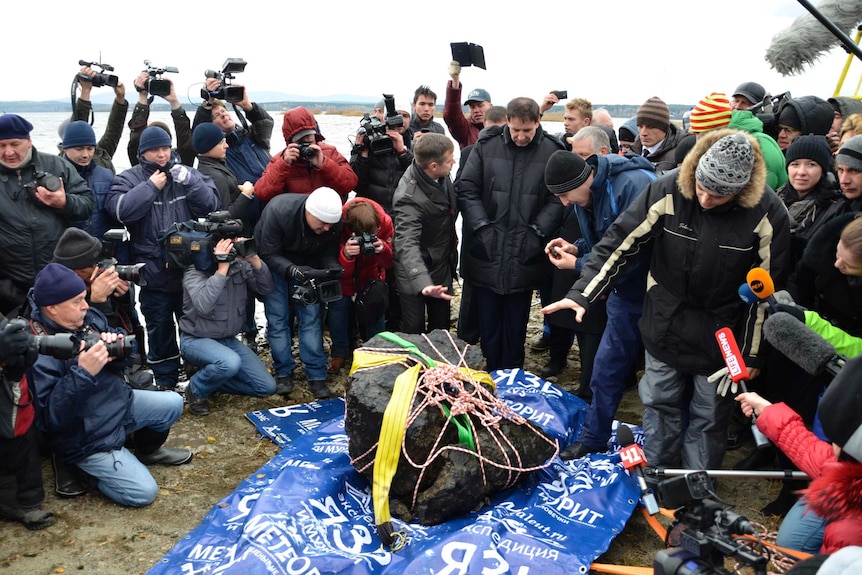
<box><xmin>677</xmin><ymin>128</ymin><xmax>767</xmax><ymax>210</ymax></box>
<box><xmin>803</xmin><ymin>461</ymin><xmax>862</xmax><ymax>521</ymax></box>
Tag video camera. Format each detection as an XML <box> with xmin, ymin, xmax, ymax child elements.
<box><xmin>192</xmin><ymin>210</ymin><xmax>244</xmax><ymax>239</ymax></box>
<box><xmin>201</xmin><ymin>58</ymin><xmax>247</xmax><ymax>103</ymax></box>
<box><xmin>140</xmin><ymin>60</ymin><xmax>179</xmax><ymax>98</ymax></box>
<box><xmin>98</xmin><ymin>229</ymin><xmax>147</xmax><ymax>286</ymax></box>
<box><xmin>356</xmin><ymin>93</ymin><xmax>403</xmax><ymax>156</ymax></box>
<box><xmin>653</xmin><ymin>471</ymin><xmax>767</xmax><ymax>575</ymax></box>
<box><xmin>78</xmin><ymin>59</ymin><xmax>118</xmax><ymax>88</ymax></box>
<box><xmin>290</xmin><ymin>268</ymin><xmax>342</xmax><ymax>307</ymax></box>
<box><xmin>748</xmin><ymin>91</ymin><xmax>792</xmax><ymax>141</ymax></box>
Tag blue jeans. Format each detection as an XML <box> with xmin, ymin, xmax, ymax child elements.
<box><xmin>263</xmin><ymin>273</ymin><xmax>327</xmax><ymax>381</ymax></box>
<box><xmin>777</xmin><ymin>500</ymin><xmax>826</xmax><ymax>554</ymax></box>
<box><xmin>138</xmin><ymin>288</ymin><xmax>183</xmax><ymax>387</ymax></box>
<box><xmin>180</xmin><ymin>334</ymin><xmax>276</xmax><ymax>398</ymax></box>
<box><xmin>75</xmin><ymin>389</ymin><xmax>184</xmax><ymax>507</ymax></box>
<box><xmin>578</xmin><ymin>293</ymin><xmax>643</xmax><ymax>450</ymax></box>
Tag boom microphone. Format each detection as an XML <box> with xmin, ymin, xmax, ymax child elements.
<box><xmin>763</xmin><ymin>312</ymin><xmax>847</xmax><ymax>377</ymax></box>
<box><xmin>715</xmin><ymin>328</ymin><xmax>771</xmax><ymax>448</ymax></box>
<box><xmin>617</xmin><ymin>424</ymin><xmax>660</xmax><ymax>515</ymax></box>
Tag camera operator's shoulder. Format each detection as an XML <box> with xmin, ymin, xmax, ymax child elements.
<box><xmin>477</xmin><ymin>125</ymin><xmax>503</xmax><ymax>143</ymax></box>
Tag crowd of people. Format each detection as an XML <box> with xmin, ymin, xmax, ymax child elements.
<box><xmin>0</xmin><ymin>61</ymin><xmax>861</xmax><ymax>568</ymax></box>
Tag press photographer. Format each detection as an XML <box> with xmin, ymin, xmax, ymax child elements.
<box><xmin>179</xmin><ymin>237</ymin><xmax>276</xmax><ymax>416</ymax></box>
<box><xmin>256</xmin><ymin>187</ymin><xmax>344</xmax><ymax>399</ymax></box>
<box><xmin>0</xmin><ymin>114</ymin><xmax>94</xmax><ymax>317</ymax></box>
<box><xmin>194</xmin><ymin>58</ymin><xmax>274</xmax><ymax>188</ymax></box>
<box><xmin>254</xmin><ymin>106</ymin><xmax>357</xmax><ymax>202</ymax></box>
<box><xmin>0</xmin><ymin>313</ymin><xmax>55</xmax><ymax>530</ymax></box>
<box><xmin>27</xmin><ymin>263</ymin><xmax>192</xmax><ymax>509</ymax></box>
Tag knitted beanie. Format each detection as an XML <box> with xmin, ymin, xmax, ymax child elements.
<box><xmin>818</xmin><ymin>353</ymin><xmax>862</xmax><ymax>460</ymax></box>
<box><xmin>192</xmin><ymin>122</ymin><xmax>226</xmax><ymax>155</ymax></box>
<box><xmin>544</xmin><ymin>150</ymin><xmax>593</xmax><ymax>194</ymax></box>
<box><xmin>0</xmin><ymin>114</ymin><xmax>33</xmax><ymax>140</ymax></box>
<box><xmin>690</xmin><ymin>93</ymin><xmax>732</xmax><ymax>133</ymax></box>
<box><xmin>637</xmin><ymin>97</ymin><xmax>670</xmax><ymax>132</ymax></box>
<box><xmin>784</xmin><ymin>134</ymin><xmax>833</xmax><ymax>172</ymax></box>
<box><xmin>778</xmin><ymin>105</ymin><xmax>802</xmax><ymax>132</ymax></box>
<box><xmin>695</xmin><ymin>132</ymin><xmax>755</xmax><ymax>196</ymax></box>
<box><xmin>52</xmin><ymin>227</ymin><xmax>103</xmax><ymax>269</ymax></box>
<box><xmin>62</xmin><ymin>121</ymin><xmax>97</xmax><ymax>149</ymax></box>
<box><xmin>836</xmin><ymin>135</ymin><xmax>862</xmax><ymax>172</ymax></box>
<box><xmin>33</xmin><ymin>263</ymin><xmax>87</xmax><ymax>307</ymax></box>
<box><xmin>139</xmin><ymin>126</ymin><xmax>172</xmax><ymax>153</ymax></box>
<box><xmin>305</xmin><ymin>187</ymin><xmax>343</xmax><ymax>223</ymax></box>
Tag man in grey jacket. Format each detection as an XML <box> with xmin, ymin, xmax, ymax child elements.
<box><xmin>179</xmin><ymin>237</ymin><xmax>275</xmax><ymax>415</ymax></box>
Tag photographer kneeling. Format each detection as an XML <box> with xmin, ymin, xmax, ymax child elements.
<box><xmin>179</xmin><ymin>237</ymin><xmax>276</xmax><ymax>416</ymax></box>
<box><xmin>27</xmin><ymin>264</ymin><xmax>192</xmax><ymax>508</ymax></box>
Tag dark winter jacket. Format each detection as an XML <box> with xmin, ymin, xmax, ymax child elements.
<box><xmin>193</xmin><ymin>102</ymin><xmax>273</xmax><ymax>185</ymax></box>
<box><xmin>106</xmin><ymin>152</ymin><xmax>220</xmax><ymax>292</ymax></box>
<box><xmin>0</xmin><ymin>148</ymin><xmax>94</xmax><ymax>315</ymax></box>
<box><xmin>195</xmin><ymin>155</ymin><xmax>257</xmax><ymax>233</ymax></box>
<box><xmin>179</xmin><ymin>258</ymin><xmax>273</xmax><ymax>339</ymax></box>
<box><xmin>777</xmin><ymin>175</ymin><xmax>842</xmax><ymax>265</ymax></box>
<box><xmin>758</xmin><ymin>402</ymin><xmax>862</xmax><ymax>554</ymax></box>
<box><xmin>443</xmin><ymin>81</ymin><xmax>483</xmax><ymax>149</ymax></box>
<box><xmin>254</xmin><ymin>193</ymin><xmax>342</xmax><ymax>280</ymax></box>
<box><xmin>457</xmin><ymin>124</ymin><xmax>566</xmax><ymax>294</ymax></box>
<box><xmin>409</xmin><ymin>113</ymin><xmax>445</xmax><ymax>136</ymax></box>
<box><xmin>66</xmin><ymin>158</ymin><xmax>118</xmax><ymax>241</ymax></box>
<box><xmin>338</xmin><ymin>198</ymin><xmax>393</xmax><ymax>297</ymax></box>
<box><xmin>567</xmin><ymin>129</ymin><xmax>792</xmax><ymax>374</ymax></box>
<box><xmin>779</xmin><ymin>96</ymin><xmax>835</xmax><ymax>138</ymax></box>
<box><xmin>392</xmin><ymin>162</ymin><xmax>458</xmax><ymax>296</ymax></box>
<box><xmin>350</xmin><ymin>147</ymin><xmax>413</xmax><ymax>215</ymax></box>
<box><xmin>633</xmin><ymin>123</ymin><xmax>688</xmax><ymax>174</ymax></box>
<box><xmin>27</xmin><ymin>304</ymin><xmax>135</xmax><ymax>465</ymax></box>
<box><xmin>255</xmin><ymin>107</ymin><xmax>357</xmax><ymax>202</ymax></box>
<box><xmin>71</xmin><ymin>96</ymin><xmax>128</xmax><ymax>174</ymax></box>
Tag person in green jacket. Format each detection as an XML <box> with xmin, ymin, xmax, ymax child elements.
<box><xmin>729</xmin><ymin>109</ymin><xmax>789</xmax><ymax>191</ymax></box>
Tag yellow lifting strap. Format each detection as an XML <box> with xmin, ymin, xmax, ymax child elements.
<box><xmin>372</xmin><ymin>362</ymin><xmax>422</xmax><ymax>538</ymax></box>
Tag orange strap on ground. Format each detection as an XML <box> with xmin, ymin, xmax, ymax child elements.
<box><xmin>590</xmin><ymin>564</ymin><xmax>654</xmax><ymax>575</ymax></box>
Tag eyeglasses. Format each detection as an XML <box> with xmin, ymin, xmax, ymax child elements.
<box><xmin>778</xmin><ymin>126</ymin><xmax>801</xmax><ymax>135</ymax></box>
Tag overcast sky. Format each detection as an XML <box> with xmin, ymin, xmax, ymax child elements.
<box><xmin>6</xmin><ymin>0</ymin><xmax>859</xmax><ymax>108</ymax></box>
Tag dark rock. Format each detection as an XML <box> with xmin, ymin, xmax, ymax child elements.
<box><xmin>345</xmin><ymin>329</ymin><xmax>557</xmax><ymax>527</ymax></box>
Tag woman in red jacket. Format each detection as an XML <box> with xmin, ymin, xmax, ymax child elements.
<box><xmin>737</xmin><ymin>354</ymin><xmax>862</xmax><ymax>554</ymax></box>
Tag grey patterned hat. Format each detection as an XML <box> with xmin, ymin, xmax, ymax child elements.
<box><xmin>695</xmin><ymin>132</ymin><xmax>754</xmax><ymax>196</ymax></box>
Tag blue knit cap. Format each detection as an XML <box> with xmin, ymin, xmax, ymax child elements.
<box><xmin>0</xmin><ymin>114</ymin><xmax>33</xmax><ymax>140</ymax></box>
<box><xmin>139</xmin><ymin>126</ymin><xmax>172</xmax><ymax>153</ymax></box>
<box><xmin>192</xmin><ymin>122</ymin><xmax>226</xmax><ymax>154</ymax></box>
<box><xmin>62</xmin><ymin>121</ymin><xmax>97</xmax><ymax>149</ymax></box>
<box><xmin>33</xmin><ymin>263</ymin><xmax>87</xmax><ymax>307</ymax></box>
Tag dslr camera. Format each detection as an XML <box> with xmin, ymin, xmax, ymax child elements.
<box><xmin>356</xmin><ymin>232</ymin><xmax>378</xmax><ymax>257</ymax></box>
<box><xmin>653</xmin><ymin>471</ymin><xmax>767</xmax><ymax>575</ymax></box>
<box><xmin>201</xmin><ymin>57</ymin><xmax>247</xmax><ymax>103</ymax></box>
<box><xmin>141</xmin><ymin>60</ymin><xmax>179</xmax><ymax>98</ymax></box>
<box><xmin>356</xmin><ymin>93</ymin><xmax>403</xmax><ymax>156</ymax></box>
<box><xmin>1</xmin><ymin>319</ymin><xmax>136</xmax><ymax>364</ymax></box>
<box><xmin>297</xmin><ymin>142</ymin><xmax>317</xmax><ymax>161</ymax></box>
<box><xmin>98</xmin><ymin>229</ymin><xmax>147</xmax><ymax>286</ymax></box>
<box><xmin>78</xmin><ymin>59</ymin><xmax>118</xmax><ymax>88</ymax></box>
<box><xmin>23</xmin><ymin>172</ymin><xmax>62</xmax><ymax>202</ymax></box>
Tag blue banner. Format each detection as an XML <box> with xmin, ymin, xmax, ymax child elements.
<box><xmin>148</xmin><ymin>369</ymin><xmax>642</xmax><ymax>575</ymax></box>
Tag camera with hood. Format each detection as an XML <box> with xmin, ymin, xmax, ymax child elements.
<box><xmin>78</xmin><ymin>59</ymin><xmax>118</xmax><ymax>88</ymax></box>
<box><xmin>201</xmin><ymin>58</ymin><xmax>247</xmax><ymax>103</ymax></box>
<box><xmin>356</xmin><ymin>93</ymin><xmax>403</xmax><ymax>156</ymax></box>
<box><xmin>140</xmin><ymin>60</ymin><xmax>179</xmax><ymax>98</ymax></box>
<box><xmin>356</xmin><ymin>232</ymin><xmax>377</xmax><ymax>256</ymax></box>
<box><xmin>653</xmin><ymin>471</ymin><xmax>767</xmax><ymax>575</ymax></box>
<box><xmin>97</xmin><ymin>228</ymin><xmax>147</xmax><ymax>286</ymax></box>
<box><xmin>23</xmin><ymin>172</ymin><xmax>62</xmax><ymax>202</ymax></box>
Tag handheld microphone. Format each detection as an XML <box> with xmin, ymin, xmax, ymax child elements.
<box><xmin>746</xmin><ymin>267</ymin><xmax>777</xmax><ymax>311</ymax></box>
<box><xmin>763</xmin><ymin>312</ymin><xmax>847</xmax><ymax>377</ymax></box>
<box><xmin>714</xmin><ymin>327</ymin><xmax>771</xmax><ymax>448</ymax></box>
<box><xmin>616</xmin><ymin>424</ymin><xmax>660</xmax><ymax>515</ymax></box>
<box><xmin>737</xmin><ymin>283</ymin><xmax>760</xmax><ymax>305</ymax></box>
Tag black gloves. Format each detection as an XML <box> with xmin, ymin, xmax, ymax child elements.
<box><xmin>0</xmin><ymin>318</ymin><xmax>36</xmax><ymax>381</ymax></box>
<box><xmin>775</xmin><ymin>303</ymin><xmax>806</xmax><ymax>323</ymax></box>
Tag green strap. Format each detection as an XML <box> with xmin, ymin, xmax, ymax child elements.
<box><xmin>377</xmin><ymin>331</ymin><xmax>436</xmax><ymax>367</ymax></box>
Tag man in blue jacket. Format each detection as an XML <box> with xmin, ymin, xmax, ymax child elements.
<box><xmin>106</xmin><ymin>127</ymin><xmax>220</xmax><ymax>390</ymax></box>
<box><xmin>542</xmin><ymin>133</ymin><xmax>656</xmax><ymax>459</ymax></box>
<box><xmin>28</xmin><ymin>263</ymin><xmax>192</xmax><ymax>508</ymax></box>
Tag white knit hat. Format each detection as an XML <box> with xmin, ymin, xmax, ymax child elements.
<box><xmin>305</xmin><ymin>187</ymin><xmax>343</xmax><ymax>224</ymax></box>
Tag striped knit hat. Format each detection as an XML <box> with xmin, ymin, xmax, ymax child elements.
<box><xmin>637</xmin><ymin>97</ymin><xmax>670</xmax><ymax>132</ymax></box>
<box><xmin>690</xmin><ymin>93</ymin><xmax>732</xmax><ymax>133</ymax></box>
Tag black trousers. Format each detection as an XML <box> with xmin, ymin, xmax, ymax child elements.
<box><xmin>474</xmin><ymin>287</ymin><xmax>532</xmax><ymax>371</ymax></box>
<box><xmin>0</xmin><ymin>426</ymin><xmax>45</xmax><ymax>509</ymax></box>
<box><xmin>399</xmin><ymin>292</ymin><xmax>451</xmax><ymax>334</ymax></box>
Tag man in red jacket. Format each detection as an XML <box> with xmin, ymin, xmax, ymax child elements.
<box><xmin>443</xmin><ymin>60</ymin><xmax>492</xmax><ymax>149</ymax></box>
<box><xmin>254</xmin><ymin>107</ymin><xmax>357</xmax><ymax>203</ymax></box>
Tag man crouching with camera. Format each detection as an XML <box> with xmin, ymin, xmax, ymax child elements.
<box><xmin>179</xmin><ymin>237</ymin><xmax>276</xmax><ymax>416</ymax></box>
<box><xmin>27</xmin><ymin>263</ymin><xmax>192</xmax><ymax>508</ymax></box>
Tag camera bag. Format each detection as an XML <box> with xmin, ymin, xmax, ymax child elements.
<box><xmin>158</xmin><ymin>221</ymin><xmax>216</xmax><ymax>272</ymax></box>
<box><xmin>354</xmin><ymin>272</ymin><xmax>388</xmax><ymax>327</ymax></box>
